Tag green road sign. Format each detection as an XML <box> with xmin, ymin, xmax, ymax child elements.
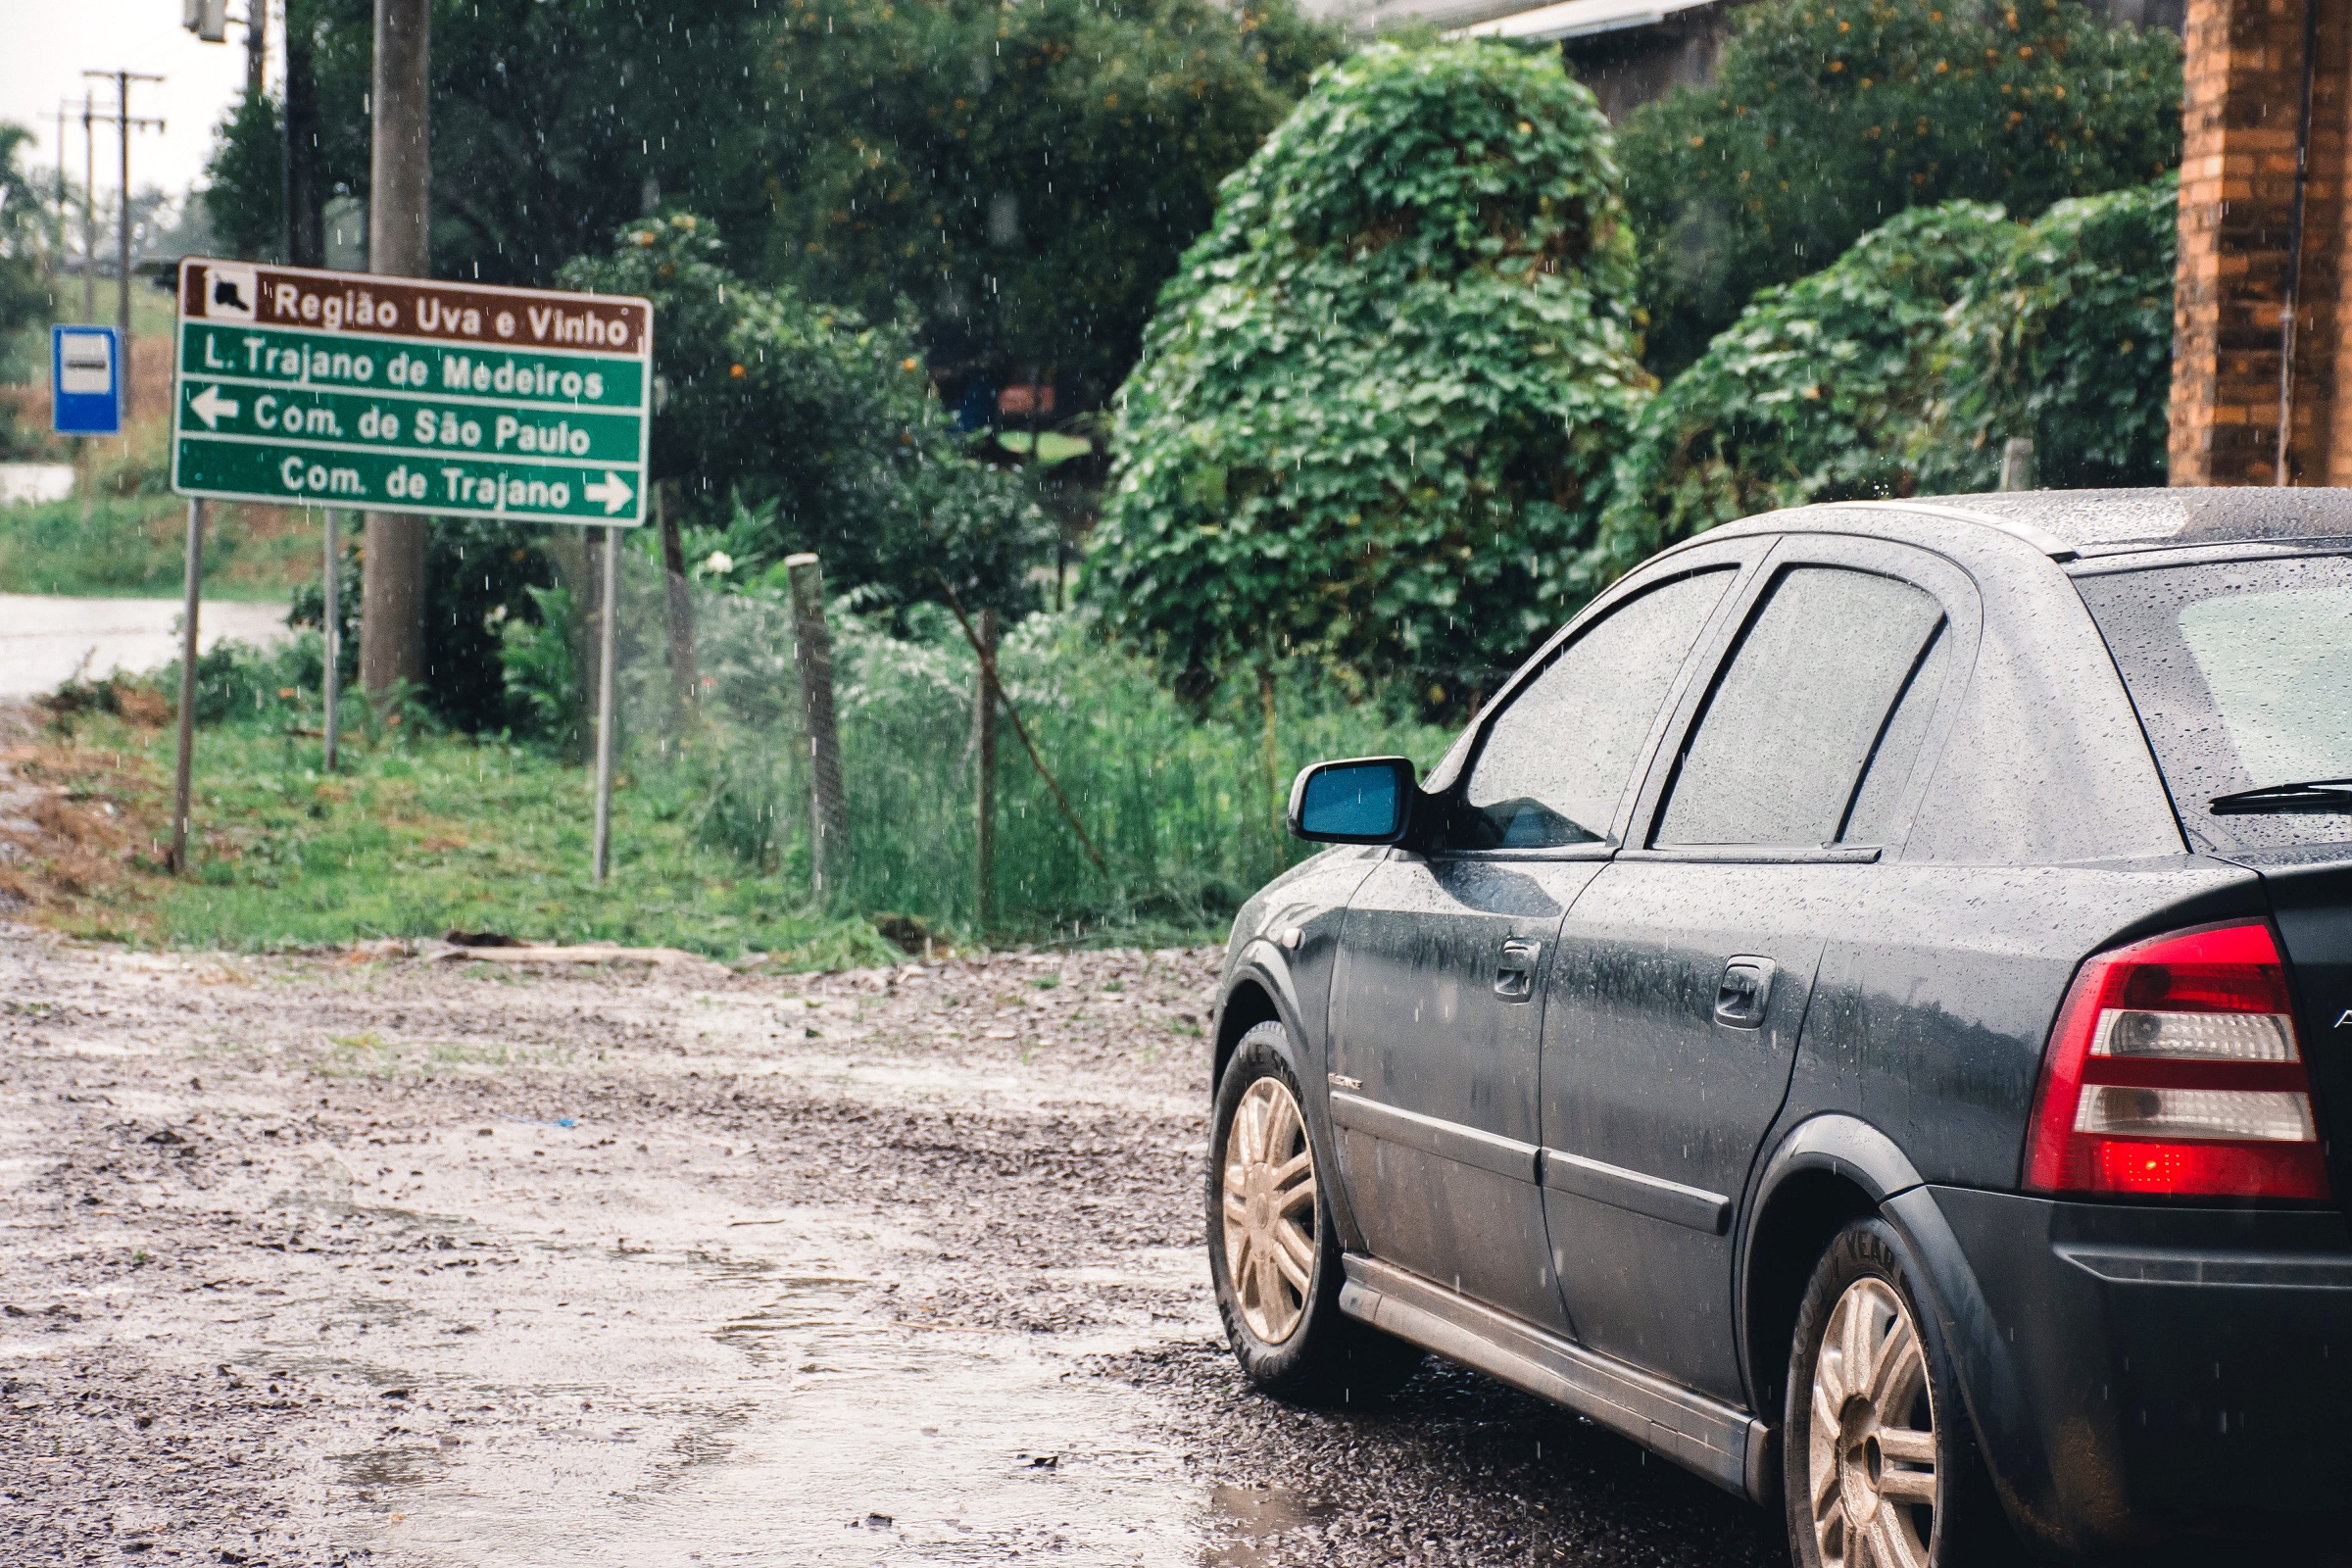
<box><xmin>172</xmin><ymin>259</ymin><xmax>653</xmax><ymax>526</ymax></box>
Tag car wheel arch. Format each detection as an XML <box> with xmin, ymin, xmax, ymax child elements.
<box><xmin>1213</xmin><ymin>967</ymin><xmax>1288</xmax><ymax>1092</ymax></box>
<box><xmin>1738</xmin><ymin>1115</ymin><xmax>1929</xmax><ymax>1423</ymax></box>
<box><xmin>1215</xmin><ymin>956</ymin><xmax>1370</xmax><ymax>1251</ymax></box>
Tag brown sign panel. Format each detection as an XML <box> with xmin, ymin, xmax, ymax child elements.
<box><xmin>177</xmin><ymin>260</ymin><xmax>650</xmax><ymax>358</ymax></box>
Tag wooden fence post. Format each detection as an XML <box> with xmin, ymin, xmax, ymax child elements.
<box><xmin>786</xmin><ymin>553</ymin><xmax>849</xmax><ymax>900</ymax></box>
<box><xmin>656</xmin><ymin>480</ymin><xmax>697</xmax><ymax>726</ymax></box>
<box><xmin>973</xmin><ymin>608</ymin><xmax>998</xmax><ymax>930</ymax></box>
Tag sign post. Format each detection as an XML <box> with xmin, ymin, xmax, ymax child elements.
<box><xmin>321</xmin><ymin>508</ymin><xmax>341</xmax><ymax>771</ymax></box>
<box><xmin>170</xmin><ymin>258</ymin><xmax>654</xmax><ymax>872</ymax></box>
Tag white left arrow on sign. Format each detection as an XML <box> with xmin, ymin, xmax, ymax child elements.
<box><xmin>188</xmin><ymin>384</ymin><xmax>241</xmax><ymax>429</ymax></box>
<box><xmin>584</xmin><ymin>471</ymin><xmax>634</xmax><ymax>515</ymax></box>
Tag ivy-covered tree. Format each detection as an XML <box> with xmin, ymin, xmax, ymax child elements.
<box><xmin>1092</xmin><ymin>42</ymin><xmax>1651</xmax><ymax>705</ymax></box>
<box><xmin>753</xmin><ymin>0</ymin><xmax>1338</xmax><ymax>394</ymax></box>
<box><xmin>1918</xmin><ymin>176</ymin><xmax>2175</xmax><ymax>492</ymax></box>
<box><xmin>563</xmin><ymin>215</ymin><xmax>1046</xmax><ymax>611</ymax></box>
<box><xmin>1593</xmin><ymin>201</ymin><xmax>2015</xmax><ymax>574</ymax></box>
<box><xmin>1595</xmin><ymin>178</ymin><xmax>2178</xmax><ymax>575</ymax></box>
<box><xmin>1616</xmin><ymin>0</ymin><xmax>2180</xmax><ymax>374</ymax></box>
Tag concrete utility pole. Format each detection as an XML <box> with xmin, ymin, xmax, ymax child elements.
<box><xmin>82</xmin><ymin>73</ymin><xmax>164</xmax><ymax>418</ymax></box>
<box><xmin>80</xmin><ymin>99</ymin><xmax>95</xmax><ymax>322</ymax></box>
<box><xmin>53</xmin><ymin>101</ymin><xmax>69</xmax><ymax>289</ymax></box>
<box><xmin>361</xmin><ymin>0</ymin><xmax>432</xmax><ymax>697</ymax></box>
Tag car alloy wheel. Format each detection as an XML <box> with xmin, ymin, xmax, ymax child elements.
<box><xmin>1807</xmin><ymin>1276</ymin><xmax>1938</xmax><ymax>1568</ymax></box>
<box><xmin>1218</xmin><ymin>1074</ymin><xmax>1318</xmax><ymax>1345</ymax></box>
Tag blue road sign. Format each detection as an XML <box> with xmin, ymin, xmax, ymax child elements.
<box><xmin>53</xmin><ymin>325</ymin><xmax>123</xmax><ymax>436</ymax></box>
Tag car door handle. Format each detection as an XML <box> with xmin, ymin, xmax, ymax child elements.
<box><xmin>1714</xmin><ymin>957</ymin><xmax>1776</xmax><ymax>1029</ymax></box>
<box><xmin>1495</xmin><ymin>938</ymin><xmax>1543</xmax><ymax>1002</ymax></box>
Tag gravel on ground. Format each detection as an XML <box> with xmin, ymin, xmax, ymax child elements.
<box><xmin>0</xmin><ymin>928</ymin><xmax>1786</xmax><ymax>1566</ymax></box>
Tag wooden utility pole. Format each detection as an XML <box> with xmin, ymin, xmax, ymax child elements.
<box><xmin>283</xmin><ymin>4</ymin><xmax>324</xmax><ymax>267</ymax></box>
<box><xmin>361</xmin><ymin>0</ymin><xmax>432</xmax><ymax>697</ymax></box>
<box><xmin>973</xmin><ymin>609</ymin><xmax>999</xmax><ymax>929</ymax></box>
<box><xmin>244</xmin><ymin>0</ymin><xmax>270</xmax><ymax>99</ymax></box>
<box><xmin>786</xmin><ymin>555</ymin><xmax>849</xmax><ymax>901</ymax></box>
<box><xmin>81</xmin><ymin>73</ymin><xmax>163</xmax><ymax>418</ymax></box>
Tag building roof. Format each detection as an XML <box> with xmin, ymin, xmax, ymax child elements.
<box><xmin>1298</xmin><ymin>0</ymin><xmax>1722</xmax><ymax>39</ymax></box>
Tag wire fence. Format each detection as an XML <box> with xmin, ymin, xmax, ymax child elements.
<box><xmin>596</xmin><ymin>551</ymin><xmax>1458</xmax><ymax>940</ymax></box>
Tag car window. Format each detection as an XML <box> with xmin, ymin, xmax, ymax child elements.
<box><xmin>2074</xmin><ymin>552</ymin><xmax>2352</xmax><ymax>851</ymax></box>
<box><xmin>1449</xmin><ymin>568</ymin><xmax>1734</xmax><ymax>850</ymax></box>
<box><xmin>1656</xmin><ymin>566</ymin><xmax>1945</xmax><ymax>847</ymax></box>
<box><xmin>1840</xmin><ymin>624</ymin><xmax>1948</xmax><ymax>844</ymax></box>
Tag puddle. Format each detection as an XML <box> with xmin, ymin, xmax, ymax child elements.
<box><xmin>305</xmin><ymin>1190</ymin><xmax>1219</xmax><ymax>1566</ymax></box>
<box><xmin>1206</xmin><ymin>1485</ymin><xmax>1338</xmax><ymax>1567</ymax></box>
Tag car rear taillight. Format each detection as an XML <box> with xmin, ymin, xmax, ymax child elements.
<box><xmin>2025</xmin><ymin>921</ymin><xmax>2332</xmax><ymax>1200</ymax></box>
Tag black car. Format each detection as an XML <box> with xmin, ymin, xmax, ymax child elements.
<box><xmin>1205</xmin><ymin>489</ymin><xmax>2352</xmax><ymax>1565</ymax></box>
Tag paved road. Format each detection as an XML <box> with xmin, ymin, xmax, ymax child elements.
<box><xmin>0</xmin><ymin>594</ymin><xmax>292</xmax><ymax>699</ymax></box>
<box><xmin>0</xmin><ymin>934</ymin><xmax>1788</xmax><ymax>1566</ymax></box>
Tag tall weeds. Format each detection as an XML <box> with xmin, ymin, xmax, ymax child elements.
<box><xmin>629</xmin><ymin>564</ymin><xmax>1454</xmax><ymax>939</ymax></box>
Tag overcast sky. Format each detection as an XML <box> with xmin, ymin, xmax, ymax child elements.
<box><xmin>2</xmin><ymin>0</ymin><xmax>270</xmax><ymax>200</ymax></box>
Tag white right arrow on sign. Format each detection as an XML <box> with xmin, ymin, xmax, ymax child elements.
<box><xmin>583</xmin><ymin>471</ymin><xmax>634</xmax><ymax>515</ymax></box>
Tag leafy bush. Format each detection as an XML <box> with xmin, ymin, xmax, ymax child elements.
<box><xmin>562</xmin><ymin>216</ymin><xmax>1049</xmax><ymax>612</ymax></box>
<box><xmin>1917</xmin><ymin>176</ymin><xmax>2176</xmax><ymax>492</ymax></box>
<box><xmin>1597</xmin><ymin>177</ymin><xmax>2178</xmax><ymax>569</ymax></box>
<box><xmin>1094</xmin><ymin>41</ymin><xmax>1651</xmax><ymax>707</ymax></box>
<box><xmin>1617</xmin><ymin>0</ymin><xmax>2180</xmax><ymax>374</ymax></box>
<box><xmin>497</xmin><ymin>584</ymin><xmax>586</xmax><ymax>756</ymax></box>
<box><xmin>1596</xmin><ymin>202</ymin><xmax>2013</xmax><ymax>572</ymax></box>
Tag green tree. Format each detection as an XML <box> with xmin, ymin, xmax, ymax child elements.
<box><xmin>1092</xmin><ymin>42</ymin><xmax>1650</xmax><ymax>705</ymax></box>
<box><xmin>0</xmin><ymin>122</ymin><xmax>53</xmax><ymax>458</ymax></box>
<box><xmin>0</xmin><ymin>123</ymin><xmax>46</xmax><ymax>333</ymax></box>
<box><xmin>197</xmin><ymin>0</ymin><xmax>1330</xmax><ymax>401</ymax></box>
<box><xmin>202</xmin><ymin>93</ymin><xmax>284</xmax><ymax>261</ymax></box>
<box><xmin>1616</xmin><ymin>0</ymin><xmax>2180</xmax><ymax>374</ymax></box>
<box><xmin>753</xmin><ymin>0</ymin><xmax>1339</xmax><ymax>394</ymax></box>
<box><xmin>1918</xmin><ymin>176</ymin><xmax>2175</xmax><ymax>491</ymax></box>
<box><xmin>202</xmin><ymin>1</ymin><xmax>766</xmax><ymax>287</ymax></box>
<box><xmin>1594</xmin><ymin>201</ymin><xmax>2016</xmax><ymax>574</ymax></box>
<box><xmin>562</xmin><ymin>214</ymin><xmax>1047</xmax><ymax>610</ymax></box>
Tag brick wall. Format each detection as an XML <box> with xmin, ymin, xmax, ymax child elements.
<box><xmin>2170</xmin><ymin>0</ymin><xmax>2350</xmax><ymax>485</ymax></box>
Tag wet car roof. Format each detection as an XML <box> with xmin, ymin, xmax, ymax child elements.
<box><xmin>1841</xmin><ymin>487</ymin><xmax>2352</xmax><ymax>560</ymax></box>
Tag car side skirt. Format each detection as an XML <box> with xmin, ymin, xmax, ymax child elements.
<box><xmin>1338</xmin><ymin>1253</ymin><xmax>1773</xmax><ymax>1504</ymax></box>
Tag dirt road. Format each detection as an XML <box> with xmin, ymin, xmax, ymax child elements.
<box><xmin>0</xmin><ymin>929</ymin><xmax>1787</xmax><ymax>1566</ymax></box>
<box><xmin>0</xmin><ymin>597</ymin><xmax>292</xmax><ymax>700</ymax></box>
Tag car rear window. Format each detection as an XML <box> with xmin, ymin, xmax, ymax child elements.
<box><xmin>2075</xmin><ymin>551</ymin><xmax>2352</xmax><ymax>852</ymax></box>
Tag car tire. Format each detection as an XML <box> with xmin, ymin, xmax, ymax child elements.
<box><xmin>1206</xmin><ymin>1021</ymin><xmax>1421</xmax><ymax>1405</ymax></box>
<box><xmin>1783</xmin><ymin>1216</ymin><xmax>2008</xmax><ymax>1568</ymax></box>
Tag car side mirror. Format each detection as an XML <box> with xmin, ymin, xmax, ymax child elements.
<box><xmin>1288</xmin><ymin>757</ymin><xmax>1417</xmax><ymax>845</ymax></box>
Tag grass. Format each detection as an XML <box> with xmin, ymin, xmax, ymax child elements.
<box><xmin>6</xmin><ymin>710</ymin><xmax>906</xmax><ymax>966</ymax></box>
<box><xmin>993</xmin><ymin>430</ymin><xmax>1095</xmax><ymax>465</ymax></box>
<box><xmin>0</xmin><ymin>410</ymin><xmax>318</xmax><ymax>601</ymax></box>
<box><xmin>4</xmin><ymin>580</ymin><xmax>1457</xmax><ymax>961</ymax></box>
<box><xmin>0</xmin><ymin>494</ymin><xmax>318</xmax><ymax>600</ymax></box>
